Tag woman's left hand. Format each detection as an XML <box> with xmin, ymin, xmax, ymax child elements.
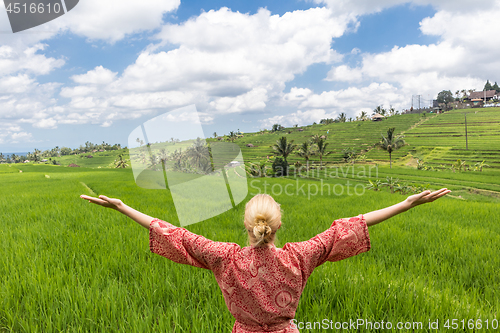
<box><xmin>405</xmin><ymin>188</ymin><xmax>451</xmax><ymax>208</ymax></box>
<box><xmin>80</xmin><ymin>194</ymin><xmax>123</xmax><ymax>211</ymax></box>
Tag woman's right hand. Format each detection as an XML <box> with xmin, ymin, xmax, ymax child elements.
<box><xmin>80</xmin><ymin>194</ymin><xmax>124</xmax><ymax>211</ymax></box>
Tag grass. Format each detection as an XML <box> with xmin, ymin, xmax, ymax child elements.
<box><xmin>1</xmin><ymin>164</ymin><xmax>499</xmax><ymax>332</ymax></box>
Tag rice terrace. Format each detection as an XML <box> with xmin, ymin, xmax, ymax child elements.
<box><xmin>1</xmin><ymin>107</ymin><xmax>500</xmax><ymax>332</ymax></box>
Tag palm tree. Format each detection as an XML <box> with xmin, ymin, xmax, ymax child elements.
<box><xmin>114</xmin><ymin>154</ymin><xmax>129</xmax><ymax>168</ymax></box>
<box><xmin>228</xmin><ymin>131</ymin><xmax>237</xmax><ymax>142</ymax></box>
<box><xmin>315</xmin><ymin>138</ymin><xmax>332</xmax><ymax>167</ymax></box>
<box><xmin>11</xmin><ymin>154</ymin><xmax>19</xmax><ymax>163</ymax></box>
<box><xmin>33</xmin><ymin>149</ymin><xmax>41</xmax><ymax>163</ymax></box>
<box><xmin>310</xmin><ymin>134</ymin><xmax>322</xmax><ymax>144</ymax></box>
<box><xmin>373</xmin><ymin>105</ymin><xmax>386</xmax><ymax>116</ymax></box>
<box><xmin>378</xmin><ymin>128</ymin><xmax>405</xmax><ymax>169</ymax></box>
<box><xmin>186</xmin><ymin>138</ymin><xmax>210</xmax><ymax>169</ymax></box>
<box><xmin>213</xmin><ymin>132</ymin><xmax>217</xmax><ymax>138</ymax></box>
<box><xmin>357</xmin><ymin>110</ymin><xmax>368</xmax><ymax>121</ymax></box>
<box><xmin>296</xmin><ymin>141</ymin><xmax>315</xmax><ymax>170</ymax></box>
<box><xmin>246</xmin><ymin>160</ymin><xmax>268</xmax><ymax>177</ymax></box>
<box><xmin>336</xmin><ymin>112</ymin><xmax>347</xmax><ymax>123</ymax></box>
<box><xmin>272</xmin><ymin>136</ymin><xmax>297</xmax><ymax>164</ymax></box>
<box><xmin>170</xmin><ymin>148</ymin><xmax>185</xmax><ymax>171</ymax></box>
<box><xmin>461</xmin><ymin>89</ymin><xmax>467</xmax><ymax>101</ymax></box>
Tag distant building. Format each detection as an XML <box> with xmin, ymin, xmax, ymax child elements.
<box><xmin>371</xmin><ymin>113</ymin><xmax>385</xmax><ymax>121</ymax></box>
<box><xmin>467</xmin><ymin>90</ymin><xmax>499</xmax><ymax>102</ymax></box>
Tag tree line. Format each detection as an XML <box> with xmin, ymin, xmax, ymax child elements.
<box><xmin>0</xmin><ymin>141</ymin><xmax>122</xmax><ymax>164</ymax></box>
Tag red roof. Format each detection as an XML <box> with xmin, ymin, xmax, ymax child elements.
<box><xmin>469</xmin><ymin>90</ymin><xmax>497</xmax><ymax>99</ymax></box>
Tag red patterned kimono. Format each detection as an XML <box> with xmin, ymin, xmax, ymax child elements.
<box><xmin>149</xmin><ymin>215</ymin><xmax>371</xmax><ymax>333</ymax></box>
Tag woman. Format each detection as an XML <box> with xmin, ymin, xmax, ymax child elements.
<box><xmin>81</xmin><ymin>188</ymin><xmax>450</xmax><ymax>332</ymax></box>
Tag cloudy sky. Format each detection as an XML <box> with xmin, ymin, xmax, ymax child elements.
<box><xmin>0</xmin><ymin>0</ymin><xmax>498</xmax><ymax>152</ymax></box>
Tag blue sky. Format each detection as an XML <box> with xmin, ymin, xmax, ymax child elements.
<box><xmin>0</xmin><ymin>0</ymin><xmax>498</xmax><ymax>153</ymax></box>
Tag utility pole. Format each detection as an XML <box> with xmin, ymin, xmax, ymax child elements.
<box><xmin>464</xmin><ymin>113</ymin><xmax>468</xmax><ymax>150</ymax></box>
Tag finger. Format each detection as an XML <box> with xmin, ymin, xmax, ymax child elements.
<box><xmin>99</xmin><ymin>195</ymin><xmax>111</xmax><ymax>202</ymax></box>
<box><xmin>417</xmin><ymin>190</ymin><xmax>432</xmax><ymax>198</ymax></box>
<box><xmin>82</xmin><ymin>195</ymin><xmax>108</xmax><ymax>205</ymax></box>
<box><xmin>427</xmin><ymin>189</ymin><xmax>450</xmax><ymax>200</ymax></box>
<box><xmin>430</xmin><ymin>188</ymin><xmax>449</xmax><ymax>197</ymax></box>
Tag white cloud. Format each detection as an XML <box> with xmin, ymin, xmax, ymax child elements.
<box><xmin>315</xmin><ymin>0</ymin><xmax>497</xmax><ymax>15</ymax></box>
<box><xmin>112</xmin><ymin>91</ymin><xmax>195</xmax><ymax>109</ymax></box>
<box><xmin>325</xmin><ymin>65</ymin><xmax>363</xmax><ymax>82</ymax></box>
<box><xmin>54</xmin><ymin>6</ymin><xmax>350</xmax><ymax>124</ymax></box>
<box><xmin>116</xmin><ymin>7</ymin><xmax>346</xmax><ymax>97</ymax></box>
<box><xmin>52</xmin><ymin>0</ymin><xmax>180</xmax><ymax>42</ymax></box>
<box><xmin>10</xmin><ymin>131</ymin><xmax>33</xmax><ymax>143</ymax></box>
<box><xmin>0</xmin><ymin>74</ymin><xmax>35</xmax><ymax>93</ymax></box>
<box><xmin>282</xmin><ymin>83</ymin><xmax>404</xmax><ymax>120</ymax></box>
<box><xmin>209</xmin><ymin>88</ymin><xmax>268</xmax><ymax>113</ymax></box>
<box><xmin>0</xmin><ymin>44</ymin><xmax>65</xmax><ymax>76</ymax></box>
<box><xmin>0</xmin><ymin>122</ymin><xmax>34</xmax><ymax>145</ymax></box>
<box><xmin>302</xmin><ymin>82</ymin><xmax>401</xmax><ymax>108</ymax></box>
<box><xmin>33</xmin><ymin>118</ymin><xmax>57</xmax><ymax>129</ymax></box>
<box><xmin>71</xmin><ymin>66</ymin><xmax>117</xmax><ymax>85</ymax></box>
<box><xmin>283</xmin><ymin>87</ymin><xmax>313</xmax><ymax>102</ymax></box>
<box><xmin>323</xmin><ymin>1</ymin><xmax>500</xmax><ymax>100</ymax></box>
<box><xmin>60</xmin><ymin>86</ymin><xmax>97</xmax><ymax>98</ymax></box>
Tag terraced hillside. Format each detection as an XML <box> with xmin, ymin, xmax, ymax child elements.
<box><xmin>236</xmin><ymin>113</ymin><xmax>423</xmax><ymax>165</ymax></box>
<box><xmin>401</xmin><ymin>108</ymin><xmax>500</xmax><ymax>170</ymax></box>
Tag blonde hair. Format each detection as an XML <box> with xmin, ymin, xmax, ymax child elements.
<box><xmin>244</xmin><ymin>194</ymin><xmax>281</xmax><ymax>247</ymax></box>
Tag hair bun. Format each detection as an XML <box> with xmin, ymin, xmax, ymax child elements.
<box><xmin>253</xmin><ymin>224</ymin><xmax>272</xmax><ymax>239</ymax></box>
<box><xmin>254</xmin><ymin>213</ymin><xmax>267</xmax><ymax>225</ymax></box>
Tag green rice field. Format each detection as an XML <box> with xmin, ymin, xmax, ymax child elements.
<box><xmin>1</xmin><ymin>161</ymin><xmax>499</xmax><ymax>332</ymax></box>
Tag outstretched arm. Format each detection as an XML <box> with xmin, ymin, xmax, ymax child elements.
<box><xmin>80</xmin><ymin>195</ymin><xmax>154</xmax><ymax>229</ymax></box>
<box><xmin>364</xmin><ymin>188</ymin><xmax>451</xmax><ymax>227</ymax></box>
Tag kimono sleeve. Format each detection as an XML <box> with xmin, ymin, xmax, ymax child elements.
<box><xmin>149</xmin><ymin>218</ymin><xmax>240</xmax><ymax>271</ymax></box>
<box><xmin>283</xmin><ymin>214</ymin><xmax>371</xmax><ymax>279</ymax></box>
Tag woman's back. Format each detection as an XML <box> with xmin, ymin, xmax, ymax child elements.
<box><xmin>150</xmin><ymin>215</ymin><xmax>371</xmax><ymax>333</ymax></box>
